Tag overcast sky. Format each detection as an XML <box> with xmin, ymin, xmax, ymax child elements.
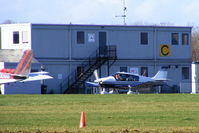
<box><xmin>1</xmin><ymin>0</ymin><xmax>199</xmax><ymax>26</ymax></box>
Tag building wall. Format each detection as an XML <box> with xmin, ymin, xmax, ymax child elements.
<box><xmin>30</xmin><ymin>24</ymin><xmax>192</xmax><ymax>59</ymax></box>
<box><xmin>2</xmin><ymin>81</ymin><xmax>41</xmax><ymax>95</ymax></box>
<box><xmin>42</xmin><ymin>63</ymin><xmax>69</xmax><ymax>93</ymax></box>
<box><xmin>0</xmin><ymin>24</ymin><xmax>192</xmax><ymax>93</ymax></box>
<box><xmin>109</xmin><ymin>29</ymin><xmax>154</xmax><ymax>59</ymax></box>
<box><xmin>0</xmin><ymin>24</ymin><xmax>31</xmax><ymax>50</ymax></box>
<box><xmin>156</xmin><ymin>28</ymin><xmax>191</xmax><ymax>59</ymax></box>
<box><xmin>0</xmin><ymin>62</ymin><xmax>42</xmax><ymax>95</ymax></box>
<box><xmin>31</xmin><ymin>24</ymin><xmax>192</xmax><ymax>93</ymax></box>
<box><xmin>32</xmin><ymin>25</ymin><xmax>69</xmax><ymax>59</ymax></box>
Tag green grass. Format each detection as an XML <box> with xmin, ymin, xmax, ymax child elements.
<box><xmin>1</xmin><ymin>94</ymin><xmax>199</xmax><ymax>133</ymax></box>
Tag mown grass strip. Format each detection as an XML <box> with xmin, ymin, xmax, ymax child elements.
<box><xmin>0</xmin><ymin>94</ymin><xmax>199</xmax><ymax>132</ymax></box>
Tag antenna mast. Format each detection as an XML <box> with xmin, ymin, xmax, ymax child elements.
<box><xmin>115</xmin><ymin>0</ymin><xmax>127</xmax><ymax>25</ymax></box>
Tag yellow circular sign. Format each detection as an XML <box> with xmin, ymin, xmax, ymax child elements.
<box><xmin>160</xmin><ymin>45</ymin><xmax>170</xmax><ymax>56</ymax></box>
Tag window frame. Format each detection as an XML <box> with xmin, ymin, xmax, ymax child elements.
<box><xmin>140</xmin><ymin>32</ymin><xmax>148</xmax><ymax>45</ymax></box>
<box><xmin>182</xmin><ymin>33</ymin><xmax>189</xmax><ymax>45</ymax></box>
<box><xmin>77</xmin><ymin>31</ymin><xmax>85</xmax><ymax>44</ymax></box>
<box><xmin>22</xmin><ymin>31</ymin><xmax>29</xmax><ymax>43</ymax></box>
<box><xmin>182</xmin><ymin>67</ymin><xmax>189</xmax><ymax>80</ymax></box>
<box><xmin>140</xmin><ymin>67</ymin><xmax>148</xmax><ymax>77</ymax></box>
<box><xmin>171</xmin><ymin>33</ymin><xmax>179</xmax><ymax>45</ymax></box>
<box><xmin>76</xmin><ymin>66</ymin><xmax>84</xmax><ymax>78</ymax></box>
<box><xmin>13</xmin><ymin>31</ymin><xmax>19</xmax><ymax>44</ymax></box>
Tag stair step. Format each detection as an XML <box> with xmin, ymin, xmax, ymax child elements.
<box><xmin>64</xmin><ymin>48</ymin><xmax>117</xmax><ymax>94</ymax></box>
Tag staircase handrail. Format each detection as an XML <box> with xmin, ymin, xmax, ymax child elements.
<box><xmin>60</xmin><ymin>45</ymin><xmax>117</xmax><ymax>93</ymax></box>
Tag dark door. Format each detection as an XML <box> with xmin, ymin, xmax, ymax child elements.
<box><xmin>76</xmin><ymin>66</ymin><xmax>84</xmax><ymax>78</ymax></box>
<box><xmin>99</xmin><ymin>32</ymin><xmax>107</xmax><ymax>56</ymax></box>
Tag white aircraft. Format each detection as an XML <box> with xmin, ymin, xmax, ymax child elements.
<box><xmin>0</xmin><ymin>49</ymin><xmax>53</xmax><ymax>84</ymax></box>
<box><xmin>86</xmin><ymin>69</ymin><xmax>168</xmax><ymax>94</ymax></box>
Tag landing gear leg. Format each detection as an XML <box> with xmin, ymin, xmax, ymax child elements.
<box><xmin>109</xmin><ymin>88</ymin><xmax>118</xmax><ymax>94</ymax></box>
<box><xmin>127</xmin><ymin>88</ymin><xmax>134</xmax><ymax>94</ymax></box>
<box><xmin>101</xmin><ymin>88</ymin><xmax>108</xmax><ymax>94</ymax></box>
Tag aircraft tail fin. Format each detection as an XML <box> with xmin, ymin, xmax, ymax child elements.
<box><xmin>93</xmin><ymin>70</ymin><xmax>99</xmax><ymax>80</ymax></box>
<box><xmin>14</xmin><ymin>50</ymin><xmax>33</xmax><ymax>77</ymax></box>
<box><xmin>152</xmin><ymin>69</ymin><xmax>168</xmax><ymax>81</ymax></box>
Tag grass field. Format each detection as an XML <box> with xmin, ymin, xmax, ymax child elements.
<box><xmin>1</xmin><ymin>94</ymin><xmax>199</xmax><ymax>133</ymax></box>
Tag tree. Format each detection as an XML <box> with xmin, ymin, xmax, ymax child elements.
<box><xmin>192</xmin><ymin>26</ymin><xmax>199</xmax><ymax>61</ymax></box>
<box><xmin>1</xmin><ymin>19</ymin><xmax>15</xmax><ymax>24</ymax></box>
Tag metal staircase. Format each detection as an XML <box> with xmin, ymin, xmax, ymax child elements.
<box><xmin>60</xmin><ymin>45</ymin><xmax>117</xmax><ymax>94</ymax></box>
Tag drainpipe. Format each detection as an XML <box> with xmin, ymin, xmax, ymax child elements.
<box><xmin>153</xmin><ymin>27</ymin><xmax>157</xmax><ymax>74</ymax></box>
<box><xmin>69</xmin><ymin>24</ymin><xmax>73</xmax><ymax>75</ymax></box>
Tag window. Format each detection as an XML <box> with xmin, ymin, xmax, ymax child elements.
<box><xmin>13</xmin><ymin>31</ymin><xmax>19</xmax><ymax>44</ymax></box>
<box><xmin>127</xmin><ymin>75</ymin><xmax>139</xmax><ymax>81</ymax></box>
<box><xmin>114</xmin><ymin>73</ymin><xmax>139</xmax><ymax>81</ymax></box>
<box><xmin>22</xmin><ymin>31</ymin><xmax>29</xmax><ymax>43</ymax></box>
<box><xmin>76</xmin><ymin>66</ymin><xmax>84</xmax><ymax>78</ymax></box>
<box><xmin>140</xmin><ymin>32</ymin><xmax>148</xmax><ymax>45</ymax></box>
<box><xmin>182</xmin><ymin>67</ymin><xmax>189</xmax><ymax>80</ymax></box>
<box><xmin>130</xmin><ymin>67</ymin><xmax>139</xmax><ymax>74</ymax></box>
<box><xmin>182</xmin><ymin>33</ymin><xmax>189</xmax><ymax>45</ymax></box>
<box><xmin>172</xmin><ymin>33</ymin><xmax>179</xmax><ymax>45</ymax></box>
<box><xmin>77</xmin><ymin>31</ymin><xmax>85</xmax><ymax>44</ymax></box>
<box><xmin>120</xmin><ymin>67</ymin><xmax>127</xmax><ymax>72</ymax></box>
<box><xmin>140</xmin><ymin>67</ymin><xmax>148</xmax><ymax>77</ymax></box>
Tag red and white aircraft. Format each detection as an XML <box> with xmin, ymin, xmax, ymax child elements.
<box><xmin>0</xmin><ymin>50</ymin><xmax>53</xmax><ymax>84</ymax></box>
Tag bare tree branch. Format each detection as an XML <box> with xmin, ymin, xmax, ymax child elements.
<box><xmin>192</xmin><ymin>26</ymin><xmax>199</xmax><ymax>61</ymax></box>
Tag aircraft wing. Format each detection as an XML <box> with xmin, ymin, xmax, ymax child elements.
<box><xmin>100</xmin><ymin>81</ymin><xmax>145</xmax><ymax>88</ymax></box>
<box><xmin>0</xmin><ymin>74</ymin><xmax>52</xmax><ymax>84</ymax></box>
<box><xmin>86</xmin><ymin>81</ymin><xmax>148</xmax><ymax>88</ymax></box>
<box><xmin>0</xmin><ymin>79</ymin><xmax>19</xmax><ymax>84</ymax></box>
<box><xmin>85</xmin><ymin>82</ymin><xmax>100</xmax><ymax>87</ymax></box>
<box><xmin>100</xmin><ymin>81</ymin><xmax>159</xmax><ymax>89</ymax></box>
<box><xmin>86</xmin><ymin>80</ymin><xmax>166</xmax><ymax>89</ymax></box>
<box><xmin>21</xmin><ymin>73</ymin><xmax>53</xmax><ymax>82</ymax></box>
<box><xmin>30</xmin><ymin>71</ymin><xmax>50</xmax><ymax>75</ymax></box>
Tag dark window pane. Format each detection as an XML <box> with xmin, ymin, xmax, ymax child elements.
<box><xmin>76</xmin><ymin>66</ymin><xmax>84</xmax><ymax>78</ymax></box>
<box><xmin>77</xmin><ymin>31</ymin><xmax>85</xmax><ymax>44</ymax></box>
<box><xmin>172</xmin><ymin>33</ymin><xmax>179</xmax><ymax>45</ymax></box>
<box><xmin>140</xmin><ymin>32</ymin><xmax>148</xmax><ymax>45</ymax></box>
<box><xmin>141</xmin><ymin>67</ymin><xmax>148</xmax><ymax>77</ymax></box>
<box><xmin>182</xmin><ymin>67</ymin><xmax>189</xmax><ymax>80</ymax></box>
<box><xmin>13</xmin><ymin>31</ymin><xmax>19</xmax><ymax>44</ymax></box>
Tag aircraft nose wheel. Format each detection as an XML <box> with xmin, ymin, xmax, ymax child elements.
<box><xmin>127</xmin><ymin>88</ymin><xmax>134</xmax><ymax>94</ymax></box>
<box><xmin>100</xmin><ymin>88</ymin><xmax>108</xmax><ymax>94</ymax></box>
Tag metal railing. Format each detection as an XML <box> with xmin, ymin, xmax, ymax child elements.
<box><xmin>60</xmin><ymin>45</ymin><xmax>117</xmax><ymax>94</ymax></box>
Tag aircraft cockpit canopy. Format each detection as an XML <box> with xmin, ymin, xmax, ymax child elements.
<box><xmin>114</xmin><ymin>73</ymin><xmax>139</xmax><ymax>81</ymax></box>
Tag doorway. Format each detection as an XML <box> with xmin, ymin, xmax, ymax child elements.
<box><xmin>99</xmin><ymin>32</ymin><xmax>107</xmax><ymax>56</ymax></box>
